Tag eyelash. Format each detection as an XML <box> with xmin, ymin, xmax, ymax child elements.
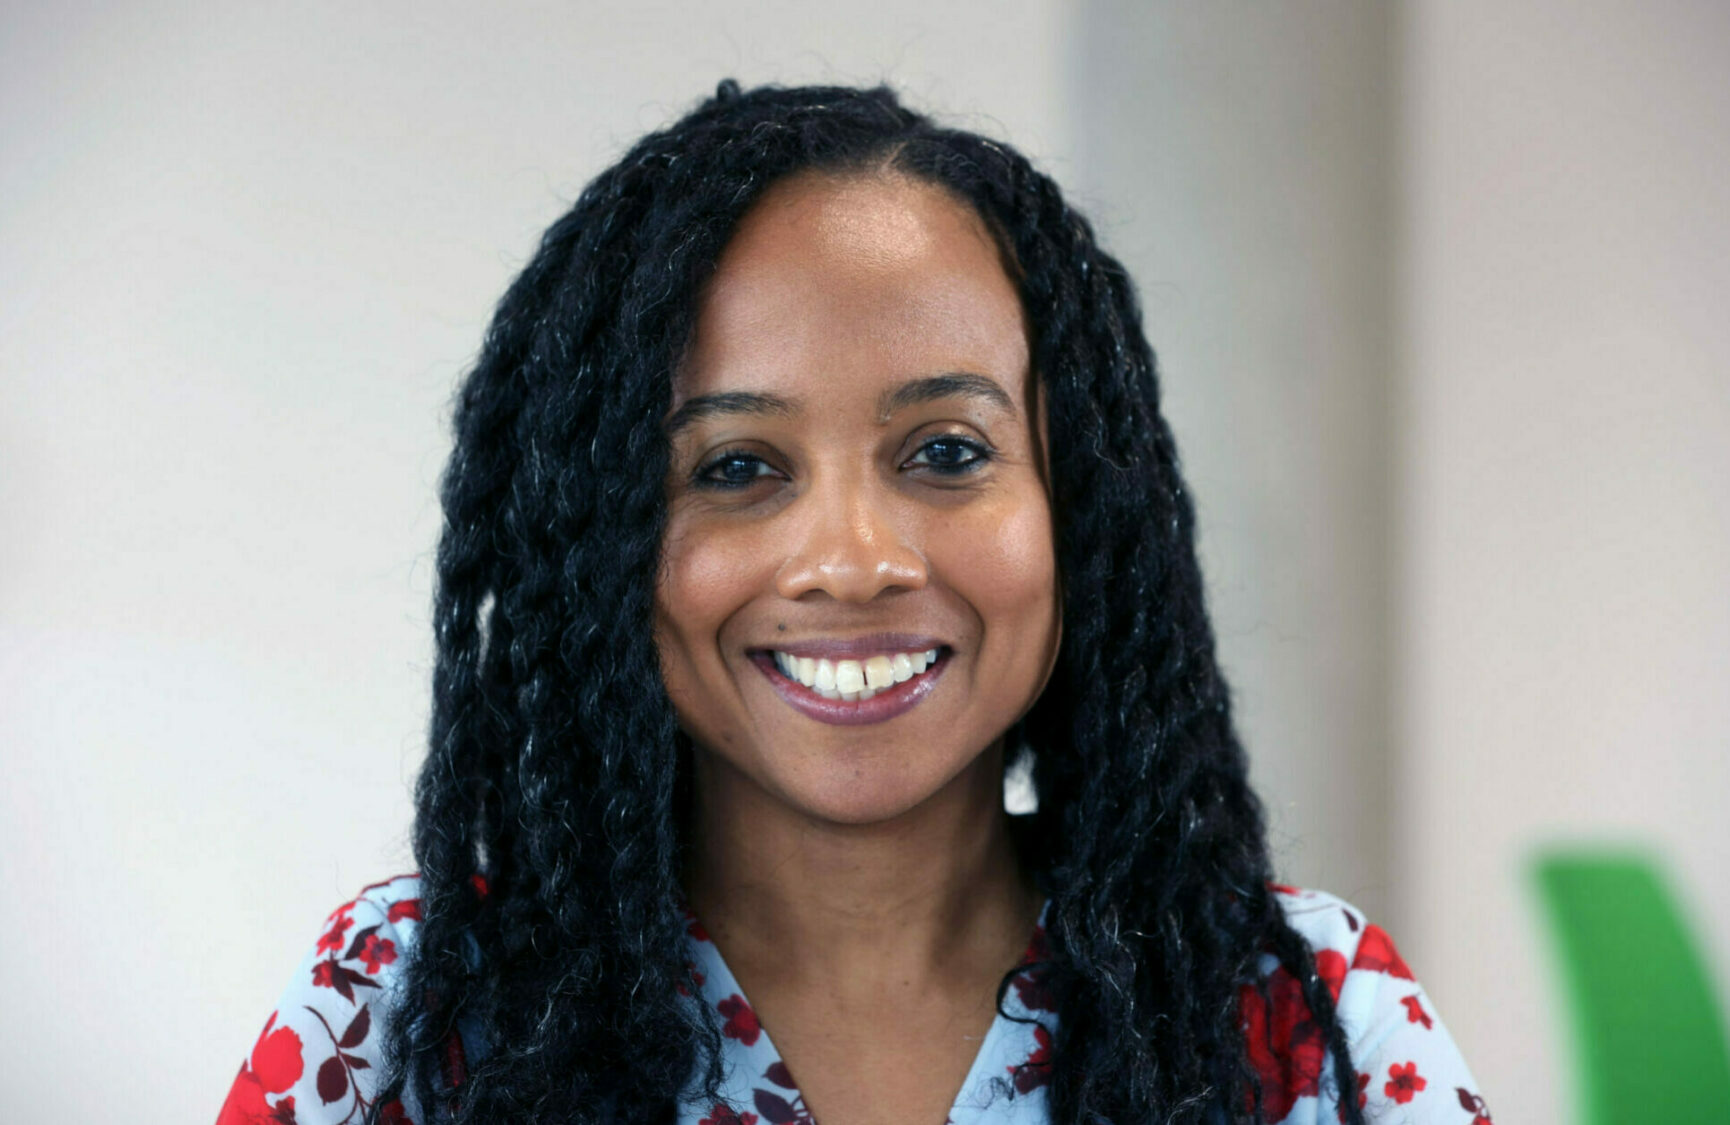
<box><xmin>692</xmin><ymin>436</ymin><xmax>993</xmax><ymax>490</ymax></box>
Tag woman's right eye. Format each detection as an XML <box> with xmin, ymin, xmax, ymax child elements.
<box><xmin>694</xmin><ymin>451</ymin><xmax>777</xmax><ymax>490</ymax></box>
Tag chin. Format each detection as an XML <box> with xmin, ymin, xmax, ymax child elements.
<box><xmin>787</xmin><ymin>764</ymin><xmax>958</xmax><ymax>828</ymax></box>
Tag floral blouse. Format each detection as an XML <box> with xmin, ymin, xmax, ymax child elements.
<box><xmin>218</xmin><ymin>876</ymin><xmax>1491</xmax><ymax>1125</ymax></box>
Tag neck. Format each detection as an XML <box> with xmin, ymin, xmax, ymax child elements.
<box><xmin>684</xmin><ymin>742</ymin><xmax>1039</xmax><ymax>991</ymax></box>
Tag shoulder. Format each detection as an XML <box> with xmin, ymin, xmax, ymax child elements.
<box><xmin>218</xmin><ymin>874</ymin><xmax>423</xmax><ymax>1125</ymax></box>
<box><xmin>1244</xmin><ymin>885</ymin><xmax>1493</xmax><ymax>1125</ymax></box>
<box><xmin>1265</xmin><ymin>884</ymin><xmax>1411</xmax><ymax>987</ymax></box>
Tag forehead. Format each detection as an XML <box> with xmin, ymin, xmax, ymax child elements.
<box><xmin>676</xmin><ymin>171</ymin><xmax>1030</xmax><ymax>404</ymax></box>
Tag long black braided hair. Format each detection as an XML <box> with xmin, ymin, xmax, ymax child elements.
<box><xmin>376</xmin><ymin>80</ymin><xmax>1365</xmax><ymax>1125</ymax></box>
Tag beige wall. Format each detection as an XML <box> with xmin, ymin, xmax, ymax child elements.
<box><xmin>1072</xmin><ymin>0</ymin><xmax>1398</xmax><ymax>925</ymax></box>
<box><xmin>1397</xmin><ymin>2</ymin><xmax>1730</xmax><ymax>1121</ymax></box>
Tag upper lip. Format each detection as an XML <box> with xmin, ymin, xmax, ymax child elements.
<box><xmin>751</xmin><ymin>633</ymin><xmax>948</xmax><ymax>660</ymax></box>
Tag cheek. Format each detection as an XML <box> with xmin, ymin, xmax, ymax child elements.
<box><xmin>941</xmin><ymin>494</ymin><xmax>1060</xmax><ymax>649</ymax></box>
<box><xmin>655</xmin><ymin>518</ymin><xmax>764</xmax><ymax>665</ymax></box>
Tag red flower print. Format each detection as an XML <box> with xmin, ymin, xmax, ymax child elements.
<box><xmin>1385</xmin><ymin>1061</ymin><xmax>1426</xmax><ymax>1104</ymax></box>
<box><xmin>250</xmin><ymin>1012</ymin><xmax>305</xmax><ymax>1093</ymax></box>
<box><xmin>469</xmin><ymin>872</ymin><xmax>490</xmax><ymax>898</ymax></box>
<box><xmin>1012</xmin><ymin>925</ymin><xmax>1058</xmax><ymax>1012</ymax></box>
<box><xmin>379</xmin><ymin>1099</ymin><xmax>415</xmax><ymax>1124</ymax></box>
<box><xmin>386</xmin><ymin>898</ymin><xmax>422</xmax><ymax>923</ymax></box>
<box><xmin>1009</xmin><ymin>1023</ymin><xmax>1054</xmax><ymax>1094</ymax></box>
<box><xmin>699</xmin><ymin>1105</ymin><xmax>758</xmax><ymax>1125</ymax></box>
<box><xmin>1238</xmin><ymin>950</ymin><xmax>1348</xmax><ymax>1123</ymax></box>
<box><xmin>218</xmin><ymin>1012</ymin><xmax>305</xmax><ymax>1125</ymax></box>
<box><xmin>718</xmin><ymin>994</ymin><xmax>762</xmax><ymax>1046</ymax></box>
<box><xmin>1315</xmin><ymin>949</ymin><xmax>1347</xmax><ymax>998</ymax></box>
<box><xmin>358</xmin><ymin>934</ymin><xmax>398</xmax><ymax>974</ymax></box>
<box><xmin>677</xmin><ymin>960</ymin><xmax>707</xmax><ymax>997</ymax></box>
<box><xmin>217</xmin><ymin>1069</ymin><xmax>269</xmax><ymax>1125</ymax></box>
<box><xmin>311</xmin><ymin>959</ymin><xmax>339</xmax><ymax>988</ymax></box>
<box><xmin>1400</xmin><ymin>994</ymin><xmax>1433</xmax><ymax>1029</ymax></box>
<box><xmin>687</xmin><ymin>916</ymin><xmax>712</xmax><ymax>943</ymax></box>
<box><xmin>1268</xmin><ymin>882</ymin><xmax>1301</xmax><ymax>896</ymax></box>
<box><xmin>316</xmin><ymin>914</ymin><xmax>354</xmax><ymax>955</ymax></box>
<box><xmin>1457</xmin><ymin>1087</ymin><xmax>1494</xmax><ymax>1124</ymax></box>
<box><xmin>1351</xmin><ymin>925</ymin><xmax>1414</xmax><ymax>980</ymax></box>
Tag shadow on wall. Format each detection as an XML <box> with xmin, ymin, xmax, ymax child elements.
<box><xmin>1532</xmin><ymin>849</ymin><xmax>1730</xmax><ymax>1123</ymax></box>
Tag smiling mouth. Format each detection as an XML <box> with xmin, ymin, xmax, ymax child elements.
<box><xmin>748</xmin><ymin>645</ymin><xmax>951</xmax><ymax>726</ymax></box>
<box><xmin>768</xmin><ymin>647</ymin><xmax>942</xmax><ymax>701</ymax></box>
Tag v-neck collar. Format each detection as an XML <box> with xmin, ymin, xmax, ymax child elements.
<box><xmin>680</xmin><ymin>903</ymin><xmax>1058</xmax><ymax>1125</ymax></box>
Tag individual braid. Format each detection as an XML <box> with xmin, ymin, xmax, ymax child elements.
<box><xmin>378</xmin><ymin>80</ymin><xmax>1368</xmax><ymax>1125</ymax></box>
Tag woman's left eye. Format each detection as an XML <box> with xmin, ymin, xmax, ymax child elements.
<box><xmin>905</xmin><ymin>436</ymin><xmax>990</xmax><ymax>476</ymax></box>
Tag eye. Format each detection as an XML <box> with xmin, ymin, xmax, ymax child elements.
<box><xmin>693</xmin><ymin>449</ymin><xmax>779</xmax><ymax>490</ymax></box>
<box><xmin>905</xmin><ymin>435</ymin><xmax>991</xmax><ymax>476</ymax></box>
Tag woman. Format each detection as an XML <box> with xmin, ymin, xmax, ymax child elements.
<box><xmin>220</xmin><ymin>81</ymin><xmax>1487</xmax><ymax>1125</ymax></box>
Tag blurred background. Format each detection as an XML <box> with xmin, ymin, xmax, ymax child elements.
<box><xmin>4</xmin><ymin>2</ymin><xmax>1726</xmax><ymax>1121</ymax></box>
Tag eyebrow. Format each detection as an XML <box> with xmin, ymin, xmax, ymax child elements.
<box><xmin>666</xmin><ymin>372</ymin><xmax>1016</xmax><ymax>438</ymax></box>
<box><xmin>875</xmin><ymin>372</ymin><xmax>1016</xmax><ymax>423</ymax></box>
<box><xmin>664</xmin><ymin>391</ymin><xmax>797</xmax><ymax>438</ymax></box>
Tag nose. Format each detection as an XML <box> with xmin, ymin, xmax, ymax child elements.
<box><xmin>773</xmin><ymin>476</ymin><xmax>928</xmax><ymax>603</ymax></box>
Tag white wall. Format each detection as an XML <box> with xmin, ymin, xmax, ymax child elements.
<box><xmin>1071</xmin><ymin>0</ymin><xmax>1397</xmax><ymax>922</ymax></box>
<box><xmin>0</xmin><ymin>3</ymin><xmax>1065</xmax><ymax>1117</ymax></box>
<box><xmin>1397</xmin><ymin>3</ymin><xmax>1730</xmax><ymax>1122</ymax></box>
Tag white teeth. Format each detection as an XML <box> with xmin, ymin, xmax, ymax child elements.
<box><xmin>834</xmin><ymin>660</ymin><xmax>865</xmax><ymax>694</ymax></box>
<box><xmin>770</xmin><ymin>647</ymin><xmax>944</xmax><ymax>701</ymax></box>
<box><xmin>863</xmin><ymin>655</ymin><xmax>894</xmax><ymax>690</ymax></box>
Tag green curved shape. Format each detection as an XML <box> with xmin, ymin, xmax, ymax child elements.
<box><xmin>1533</xmin><ymin>850</ymin><xmax>1730</xmax><ymax>1124</ymax></box>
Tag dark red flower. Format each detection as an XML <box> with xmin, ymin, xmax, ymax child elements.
<box><xmin>1352</xmin><ymin>925</ymin><xmax>1414</xmax><ymax>980</ymax></box>
<box><xmin>358</xmin><ymin>934</ymin><xmax>398</xmax><ymax>974</ymax></box>
<box><xmin>718</xmin><ymin>994</ymin><xmax>761</xmax><ymax>1046</ymax></box>
<box><xmin>1009</xmin><ymin>1024</ymin><xmax>1054</xmax><ymax>1093</ymax></box>
<box><xmin>1012</xmin><ymin>926</ymin><xmax>1058</xmax><ymax>1012</ymax></box>
<box><xmin>1385</xmin><ymin>1061</ymin><xmax>1426</xmax><ymax>1104</ymax></box>
<box><xmin>1457</xmin><ymin>1086</ymin><xmax>1493</xmax><ymax>1124</ymax></box>
<box><xmin>699</xmin><ymin>1105</ymin><xmax>758</xmax><ymax>1125</ymax></box>
<box><xmin>379</xmin><ymin>1099</ymin><xmax>415</xmax><ymax>1124</ymax></box>
<box><xmin>310</xmin><ymin>959</ymin><xmax>339</xmax><ymax>989</ymax></box>
<box><xmin>687</xmin><ymin>916</ymin><xmax>712</xmax><ymax>943</ymax></box>
<box><xmin>1238</xmin><ymin>950</ymin><xmax>1347</xmax><ymax>1123</ymax></box>
<box><xmin>1400</xmin><ymin>994</ymin><xmax>1433</xmax><ymax>1029</ymax></box>
<box><xmin>386</xmin><ymin>899</ymin><xmax>422</xmax><ymax>923</ymax></box>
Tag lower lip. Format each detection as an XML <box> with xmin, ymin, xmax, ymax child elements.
<box><xmin>750</xmin><ymin>651</ymin><xmax>949</xmax><ymax>726</ymax></box>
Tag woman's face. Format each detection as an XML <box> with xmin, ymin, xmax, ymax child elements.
<box><xmin>655</xmin><ymin>170</ymin><xmax>1061</xmax><ymax>827</ymax></box>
